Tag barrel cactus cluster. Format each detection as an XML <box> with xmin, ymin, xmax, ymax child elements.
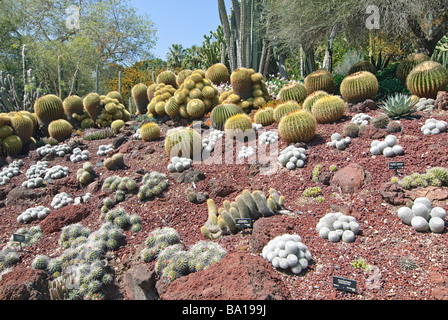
<box><xmin>77</xmin><ymin>162</ymin><xmax>96</xmax><ymax>185</ymax></box>
<box><xmin>262</xmin><ymin>234</ymin><xmax>313</xmax><ymax>275</ymax></box>
<box><xmin>316</xmin><ymin>212</ymin><xmax>361</xmax><ymax>243</ymax></box>
<box><xmin>397</xmin><ymin>197</ymin><xmax>447</xmax><ymax>233</ymax></box>
<box><xmin>201</xmin><ymin>188</ymin><xmax>286</xmax><ymax>239</ymax></box>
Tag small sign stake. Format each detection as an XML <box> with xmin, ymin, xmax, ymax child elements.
<box><xmin>333</xmin><ymin>276</ymin><xmax>357</xmax><ymax>294</ymax></box>
<box><xmin>388</xmin><ymin>161</ymin><xmax>405</xmax><ymax>176</ymax></box>
<box><xmin>13</xmin><ymin>234</ymin><xmax>26</xmax><ymax>252</ymax></box>
<box><xmin>235</xmin><ymin>218</ymin><xmax>253</xmax><ymax>236</ymax></box>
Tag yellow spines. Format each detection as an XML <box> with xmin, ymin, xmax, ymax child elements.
<box><xmin>48</xmin><ymin>119</ymin><xmax>73</xmax><ymax>142</ymax></box>
<box><xmin>34</xmin><ymin>94</ymin><xmax>64</xmax><ymax>126</ymax></box>
<box><xmin>278</xmin><ymin>110</ymin><xmax>316</xmax><ymax>143</ymax></box>
<box><xmin>206</xmin><ymin>63</ymin><xmax>230</xmax><ymax>85</ymax></box>
<box><xmin>278</xmin><ymin>82</ymin><xmax>308</xmax><ymax>103</ymax></box>
<box><xmin>273</xmin><ymin>101</ymin><xmax>301</xmax><ymax>123</ymax></box>
<box><xmin>303</xmin><ymin>90</ymin><xmax>329</xmax><ymax>113</ymax></box>
<box><xmin>312</xmin><ymin>95</ymin><xmax>346</xmax><ymax>124</ymax></box>
<box><xmin>304</xmin><ymin>69</ymin><xmax>335</xmax><ymax>95</ymax></box>
<box><xmin>406</xmin><ymin>61</ymin><xmax>448</xmax><ymax>99</ymax></box>
<box><xmin>140</xmin><ymin>122</ymin><xmax>161</xmax><ymax>142</ymax></box>
<box><xmin>11</xmin><ymin>114</ymin><xmax>34</xmax><ymax>144</ymax></box>
<box><xmin>340</xmin><ymin>71</ymin><xmax>378</xmax><ymax>103</ymax></box>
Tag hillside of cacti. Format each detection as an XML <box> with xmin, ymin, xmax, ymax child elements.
<box><xmin>1</xmin><ymin>56</ymin><xmax>448</xmax><ymax>303</ymax></box>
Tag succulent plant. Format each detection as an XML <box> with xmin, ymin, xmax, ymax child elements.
<box><xmin>210</xmin><ymin>103</ymin><xmax>243</xmax><ymax>131</ymax></box>
<box><xmin>3</xmin><ymin>134</ymin><xmax>22</xmax><ymax>156</ymax></box>
<box><xmin>63</xmin><ymin>95</ymin><xmax>85</xmax><ymax>120</ymax></box>
<box><xmin>176</xmin><ymin>70</ymin><xmax>193</xmax><ymax>86</ymax></box>
<box><xmin>406</xmin><ymin>61</ymin><xmax>448</xmax><ymax>99</ymax></box>
<box><xmin>312</xmin><ymin>95</ymin><xmax>346</xmax><ymax>124</ymax></box>
<box><xmin>348</xmin><ymin>61</ymin><xmax>378</xmax><ymax>75</ymax></box>
<box><xmin>48</xmin><ymin>119</ymin><xmax>73</xmax><ymax>142</ymax></box>
<box><xmin>157</xmin><ymin>70</ymin><xmax>178</xmax><ymax>88</ymax></box>
<box><xmin>33</xmin><ymin>94</ymin><xmax>64</xmax><ymax>127</ymax></box>
<box><xmin>83</xmin><ymin>93</ymin><xmax>102</xmax><ymax>122</ymax></box>
<box><xmin>111</xmin><ymin>119</ymin><xmax>125</xmax><ymax>134</ymax></box>
<box><xmin>396</xmin><ymin>53</ymin><xmax>430</xmax><ymax>85</ymax></box>
<box><xmin>224</xmin><ymin>113</ymin><xmax>254</xmax><ymax>138</ymax></box>
<box><xmin>378</xmin><ymin>93</ymin><xmax>419</xmax><ymax>120</ymax></box>
<box><xmin>206</xmin><ymin>63</ymin><xmax>230</xmax><ymax>85</ymax></box>
<box><xmin>186</xmin><ymin>99</ymin><xmax>206</xmax><ymax>119</ymax></box>
<box><xmin>340</xmin><ymin>71</ymin><xmax>379</xmax><ymax>103</ymax></box>
<box><xmin>104</xmin><ymin>153</ymin><xmax>126</xmax><ymax>171</ymax></box>
<box><xmin>278</xmin><ymin>110</ymin><xmax>317</xmax><ymax>144</ymax></box>
<box><xmin>230</xmin><ymin>68</ymin><xmax>254</xmax><ymax>100</ymax></box>
<box><xmin>316</xmin><ymin>212</ymin><xmax>360</xmax><ymax>243</ymax></box>
<box><xmin>254</xmin><ymin>107</ymin><xmax>275</xmax><ymax>127</ymax></box>
<box><xmin>304</xmin><ymin>69</ymin><xmax>335</xmax><ymax>94</ymax></box>
<box><xmin>273</xmin><ymin>101</ymin><xmax>301</xmax><ymax>123</ymax></box>
<box><xmin>32</xmin><ymin>254</ymin><xmax>49</xmax><ymax>270</ymax></box>
<box><xmin>132</xmin><ymin>83</ymin><xmax>150</xmax><ymax>115</ymax></box>
<box><xmin>397</xmin><ymin>197</ymin><xmax>446</xmax><ymax>233</ymax></box>
<box><xmin>201</xmin><ymin>189</ymin><xmax>286</xmax><ymax>239</ymax></box>
<box><xmin>278</xmin><ymin>145</ymin><xmax>307</xmax><ymax>170</ymax></box>
<box><xmin>302</xmin><ymin>90</ymin><xmax>330</xmax><ymax>113</ymax></box>
<box><xmin>140</xmin><ymin>122</ymin><xmax>161</xmax><ymax>142</ymax></box>
<box><xmin>262</xmin><ymin>234</ymin><xmax>312</xmax><ymax>275</ymax></box>
<box><xmin>278</xmin><ymin>82</ymin><xmax>308</xmax><ymax>103</ymax></box>
<box><xmin>164</xmin><ymin>127</ymin><xmax>202</xmax><ymax>159</ymax></box>
<box><xmin>10</xmin><ymin>114</ymin><xmax>34</xmax><ymax>144</ymax></box>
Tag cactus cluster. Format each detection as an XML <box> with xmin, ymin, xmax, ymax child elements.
<box><xmin>238</xmin><ymin>146</ymin><xmax>256</xmax><ymax>159</ymax></box>
<box><xmin>167</xmin><ymin>156</ymin><xmax>193</xmax><ymax>173</ymax></box>
<box><xmin>102</xmin><ymin>175</ymin><xmax>138</xmax><ymax>205</ymax></box>
<box><xmin>202</xmin><ymin>128</ymin><xmax>225</xmax><ymax>153</ymax></box>
<box><xmin>17</xmin><ymin>206</ymin><xmax>51</xmax><ymax>224</ymax></box>
<box><xmin>97</xmin><ymin>144</ymin><xmax>114</xmax><ymax>156</ymax></box>
<box><xmin>104</xmin><ymin>153</ymin><xmax>126</xmax><ymax>171</ymax></box>
<box><xmin>278</xmin><ymin>145</ymin><xmax>307</xmax><ymax>171</ymax></box>
<box><xmin>421</xmin><ymin>118</ymin><xmax>448</xmax><ymax>135</ymax></box>
<box><xmin>146</xmin><ymin>83</ymin><xmax>177</xmax><ymax>116</ymax></box>
<box><xmin>77</xmin><ymin>162</ymin><xmax>96</xmax><ymax>185</ymax></box>
<box><xmin>156</xmin><ymin>240</ymin><xmax>227</xmax><ymax>283</ymax></box>
<box><xmin>302</xmin><ymin>90</ymin><xmax>329</xmax><ymax>113</ymax></box>
<box><xmin>316</xmin><ymin>212</ymin><xmax>361</xmax><ymax>243</ymax></box>
<box><xmin>397</xmin><ymin>197</ymin><xmax>446</xmax><ymax>233</ymax></box>
<box><xmin>206</xmin><ymin>63</ymin><xmax>230</xmax><ymax>85</ymax></box>
<box><xmin>351</xmin><ymin>113</ymin><xmax>372</xmax><ymax>125</ymax></box>
<box><xmin>397</xmin><ymin>167</ymin><xmax>448</xmax><ymax>190</ymax></box>
<box><xmin>258</xmin><ymin>131</ymin><xmax>279</xmax><ymax>146</ymax></box>
<box><xmin>138</xmin><ymin>172</ymin><xmax>169</xmax><ymax>202</ymax></box>
<box><xmin>95</xmin><ymin>94</ymin><xmax>130</xmax><ymax>128</ymax></box>
<box><xmin>415</xmin><ymin>97</ymin><xmax>436</xmax><ymax>112</ymax></box>
<box><xmin>201</xmin><ymin>189</ymin><xmax>286</xmax><ymax>239</ymax></box>
<box><xmin>406</xmin><ymin>61</ymin><xmax>448</xmax><ymax>99</ymax></box>
<box><xmin>370</xmin><ymin>135</ymin><xmax>404</xmax><ymax>157</ymax></box>
<box><xmin>82</xmin><ymin>127</ymin><xmax>115</xmax><ymax>141</ymax></box>
<box><xmin>262</xmin><ymin>234</ymin><xmax>312</xmax><ymax>275</ymax></box>
<box><xmin>70</xmin><ymin>148</ymin><xmax>90</xmax><ymax>163</ymax></box>
<box><xmin>73</xmin><ymin>193</ymin><xmax>93</xmax><ymax>206</ymax></box>
<box><xmin>223</xmin><ymin>68</ymin><xmax>270</xmax><ymax>110</ymax></box>
<box><xmin>140</xmin><ymin>227</ymin><xmax>181</xmax><ymax>263</ymax></box>
<box><xmin>0</xmin><ymin>247</ymin><xmax>20</xmax><ymax>271</ymax></box>
<box><xmin>327</xmin><ymin>133</ymin><xmax>351</xmax><ymax>151</ymax></box>
<box><xmin>44</xmin><ymin>165</ymin><xmax>69</xmax><ymax>180</ymax></box>
<box><xmin>101</xmin><ymin>207</ymin><xmax>142</xmax><ymax>233</ymax></box>
<box><xmin>51</xmin><ymin>192</ymin><xmax>74</xmax><ymax>209</ymax></box>
<box><xmin>0</xmin><ymin>160</ymin><xmax>23</xmax><ymax>186</ymax></box>
<box><xmin>210</xmin><ymin>103</ymin><xmax>243</xmax><ymax>131</ymax></box>
<box><xmin>63</xmin><ymin>95</ymin><xmax>89</xmax><ymax>127</ymax></box>
<box><xmin>36</xmin><ymin>143</ymin><xmax>71</xmax><ymax>158</ymax></box>
<box><xmin>6</xmin><ymin>226</ymin><xmax>43</xmax><ymax>250</ymax></box>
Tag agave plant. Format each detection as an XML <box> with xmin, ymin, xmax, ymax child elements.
<box><xmin>379</xmin><ymin>93</ymin><xmax>419</xmax><ymax>120</ymax></box>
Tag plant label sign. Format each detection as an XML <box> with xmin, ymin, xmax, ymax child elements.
<box><xmin>235</xmin><ymin>218</ymin><xmax>253</xmax><ymax>229</ymax></box>
<box><xmin>333</xmin><ymin>276</ymin><xmax>357</xmax><ymax>294</ymax></box>
<box><xmin>13</xmin><ymin>234</ymin><xmax>26</xmax><ymax>251</ymax></box>
<box><xmin>388</xmin><ymin>162</ymin><xmax>405</xmax><ymax>170</ymax></box>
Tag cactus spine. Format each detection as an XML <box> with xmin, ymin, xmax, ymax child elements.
<box><xmin>406</xmin><ymin>61</ymin><xmax>448</xmax><ymax>99</ymax></box>
<box><xmin>304</xmin><ymin>70</ymin><xmax>335</xmax><ymax>94</ymax></box>
<box><xmin>278</xmin><ymin>110</ymin><xmax>317</xmax><ymax>143</ymax></box>
<box><xmin>340</xmin><ymin>71</ymin><xmax>378</xmax><ymax>103</ymax></box>
<box><xmin>312</xmin><ymin>95</ymin><xmax>346</xmax><ymax>124</ymax></box>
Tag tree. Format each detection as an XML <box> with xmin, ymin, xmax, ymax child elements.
<box><xmin>166</xmin><ymin>44</ymin><xmax>185</xmax><ymax>69</ymax></box>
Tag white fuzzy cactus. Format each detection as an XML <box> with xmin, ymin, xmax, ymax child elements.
<box><xmin>327</xmin><ymin>133</ymin><xmax>351</xmax><ymax>151</ymax></box>
<box><xmin>397</xmin><ymin>197</ymin><xmax>446</xmax><ymax>233</ymax></box>
<box><xmin>262</xmin><ymin>234</ymin><xmax>312</xmax><ymax>275</ymax></box>
<box><xmin>421</xmin><ymin>119</ymin><xmax>448</xmax><ymax>136</ymax></box>
<box><xmin>278</xmin><ymin>145</ymin><xmax>307</xmax><ymax>171</ymax></box>
<box><xmin>316</xmin><ymin>212</ymin><xmax>360</xmax><ymax>243</ymax></box>
<box><xmin>370</xmin><ymin>135</ymin><xmax>404</xmax><ymax>157</ymax></box>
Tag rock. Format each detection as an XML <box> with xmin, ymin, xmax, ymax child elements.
<box><xmin>380</xmin><ymin>183</ymin><xmax>409</xmax><ymax>206</ymax></box>
<box><xmin>207</xmin><ymin>178</ymin><xmax>237</xmax><ymax>197</ymax></box>
<box><xmin>171</xmin><ymin>169</ymin><xmax>206</xmax><ymax>184</ymax></box>
<box><xmin>359</xmin><ymin>125</ymin><xmax>389</xmax><ymax>140</ymax></box>
<box><xmin>113</xmin><ymin>135</ymin><xmax>129</xmax><ymax>149</ymax></box>
<box><xmin>160</xmin><ymin>252</ymin><xmax>291</xmax><ymax>300</ymax></box>
<box><xmin>435</xmin><ymin>91</ymin><xmax>448</xmax><ymax>110</ymax></box>
<box><xmin>6</xmin><ymin>186</ymin><xmax>47</xmax><ymax>207</ymax></box>
<box><xmin>123</xmin><ymin>265</ymin><xmax>158</xmax><ymax>300</ymax></box>
<box><xmin>0</xmin><ymin>266</ymin><xmax>51</xmax><ymax>300</ymax></box>
<box><xmin>40</xmin><ymin>204</ymin><xmax>93</xmax><ymax>234</ymax></box>
<box><xmin>331</xmin><ymin>164</ymin><xmax>372</xmax><ymax>194</ymax></box>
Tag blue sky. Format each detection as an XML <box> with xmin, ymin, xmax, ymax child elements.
<box><xmin>130</xmin><ymin>0</ymin><xmax>232</xmax><ymax>60</ymax></box>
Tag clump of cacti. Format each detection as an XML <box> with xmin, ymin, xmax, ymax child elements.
<box><xmin>273</xmin><ymin>101</ymin><xmax>301</xmax><ymax>123</ymax></box>
<box><xmin>82</xmin><ymin>127</ymin><xmax>115</xmax><ymax>141</ymax></box>
<box><xmin>167</xmin><ymin>156</ymin><xmax>193</xmax><ymax>173</ymax></box>
<box><xmin>103</xmin><ymin>153</ymin><xmax>126</xmax><ymax>171</ymax></box>
<box><xmin>102</xmin><ymin>175</ymin><xmax>138</xmax><ymax>204</ymax></box>
<box><xmin>370</xmin><ymin>135</ymin><xmax>404</xmax><ymax>157</ymax></box>
<box><xmin>262</xmin><ymin>234</ymin><xmax>312</xmax><ymax>275</ymax></box>
<box><xmin>140</xmin><ymin>227</ymin><xmax>181</xmax><ymax>263</ymax></box>
<box><xmin>397</xmin><ymin>197</ymin><xmax>446</xmax><ymax>233</ymax></box>
<box><xmin>327</xmin><ymin>133</ymin><xmax>351</xmax><ymax>151</ymax></box>
<box><xmin>278</xmin><ymin>145</ymin><xmax>307</xmax><ymax>170</ymax></box>
<box><xmin>397</xmin><ymin>167</ymin><xmax>448</xmax><ymax>190</ymax></box>
<box><xmin>97</xmin><ymin>144</ymin><xmax>114</xmax><ymax>156</ymax></box>
<box><xmin>421</xmin><ymin>118</ymin><xmax>448</xmax><ymax>135</ymax></box>
<box><xmin>396</xmin><ymin>53</ymin><xmax>430</xmax><ymax>85</ymax></box>
<box><xmin>201</xmin><ymin>188</ymin><xmax>286</xmax><ymax>239</ymax></box>
<box><xmin>258</xmin><ymin>130</ymin><xmax>279</xmax><ymax>146</ymax></box>
<box><xmin>202</xmin><ymin>128</ymin><xmax>225</xmax><ymax>153</ymax></box>
<box><xmin>302</xmin><ymin>90</ymin><xmax>330</xmax><ymax>113</ymax></box>
<box><xmin>316</xmin><ymin>212</ymin><xmax>361</xmax><ymax>243</ymax></box>
<box><xmin>0</xmin><ymin>247</ymin><xmax>20</xmax><ymax>272</ymax></box>
<box><xmin>137</xmin><ymin>172</ymin><xmax>169</xmax><ymax>202</ymax></box>
<box><xmin>210</xmin><ymin>103</ymin><xmax>243</xmax><ymax>131</ymax></box>
<box><xmin>37</xmin><ymin>143</ymin><xmax>71</xmax><ymax>158</ymax></box>
<box><xmin>77</xmin><ymin>162</ymin><xmax>96</xmax><ymax>186</ymax></box>
<box><xmin>146</xmin><ymin>83</ymin><xmax>177</xmax><ymax>117</ymax></box>
<box><xmin>157</xmin><ymin>70</ymin><xmax>178</xmax><ymax>88</ymax></box>
<box><xmin>34</xmin><ymin>94</ymin><xmax>65</xmax><ymax>129</ymax></box>
<box><xmin>63</xmin><ymin>95</ymin><xmax>89</xmax><ymax>128</ymax></box>
<box><xmin>17</xmin><ymin>206</ymin><xmax>51</xmax><ymax>224</ymax></box>
<box><xmin>44</xmin><ymin>165</ymin><xmax>69</xmax><ymax>181</ymax></box>
<box><xmin>5</xmin><ymin>226</ymin><xmax>43</xmax><ymax>251</ymax></box>
<box><xmin>351</xmin><ymin>113</ymin><xmax>372</xmax><ymax>126</ymax></box>
<box><xmin>96</xmin><ymin>95</ymin><xmax>130</xmax><ymax>128</ymax></box>
<box><xmin>164</xmin><ymin>127</ymin><xmax>202</xmax><ymax>159</ymax></box>
<box><xmin>0</xmin><ymin>159</ymin><xmax>23</xmax><ymax>186</ymax></box>
<box><xmin>254</xmin><ymin>107</ymin><xmax>275</xmax><ymax>127</ymax></box>
<box><xmin>51</xmin><ymin>192</ymin><xmax>74</xmax><ymax>209</ymax></box>
<box><xmin>70</xmin><ymin>147</ymin><xmax>90</xmax><ymax>163</ymax></box>
<box><xmin>101</xmin><ymin>207</ymin><xmax>142</xmax><ymax>232</ymax></box>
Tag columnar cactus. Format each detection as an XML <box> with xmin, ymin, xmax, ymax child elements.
<box><xmin>131</xmin><ymin>83</ymin><xmax>150</xmax><ymax>115</ymax></box>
